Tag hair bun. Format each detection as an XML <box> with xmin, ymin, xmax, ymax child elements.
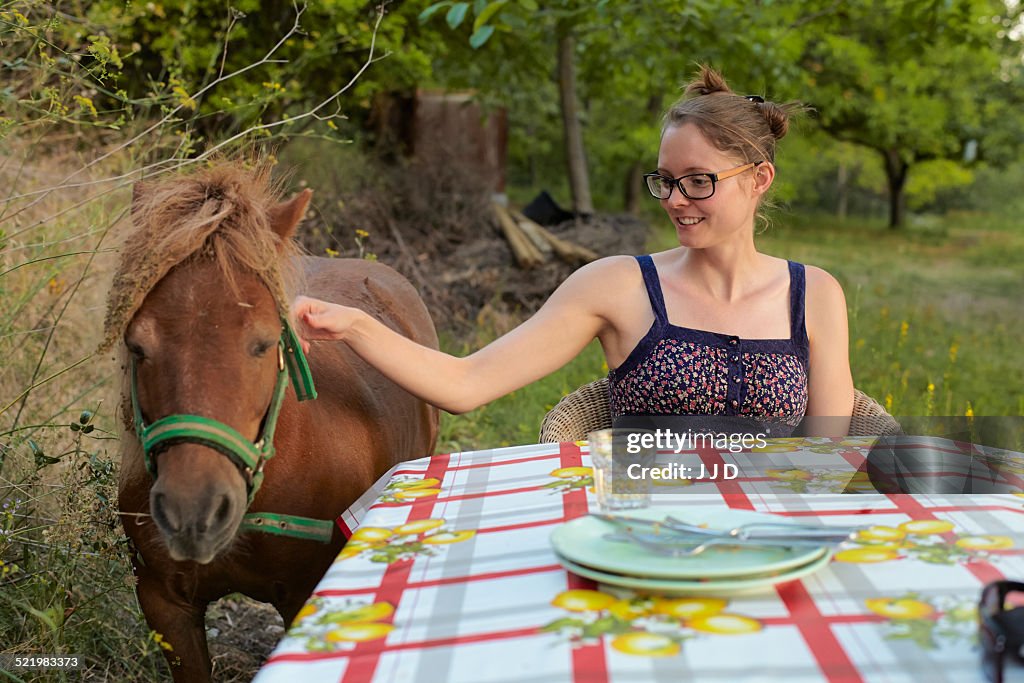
<box><xmin>759</xmin><ymin>101</ymin><xmax>790</xmax><ymax>140</ymax></box>
<box><xmin>684</xmin><ymin>64</ymin><xmax>733</xmax><ymax>97</ymax></box>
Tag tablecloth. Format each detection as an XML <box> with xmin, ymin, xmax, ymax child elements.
<box><xmin>253</xmin><ymin>436</ymin><xmax>1024</xmax><ymax>683</ymax></box>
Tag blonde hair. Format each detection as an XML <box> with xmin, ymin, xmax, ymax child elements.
<box><xmin>663</xmin><ymin>65</ymin><xmax>805</xmax><ymax>164</ymax></box>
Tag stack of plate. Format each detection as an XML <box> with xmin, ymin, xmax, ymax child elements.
<box><xmin>550</xmin><ymin>507</ymin><xmax>834</xmax><ymax>596</ymax></box>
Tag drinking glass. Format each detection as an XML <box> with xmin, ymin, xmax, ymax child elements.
<box><xmin>588</xmin><ymin>428</ymin><xmax>654</xmax><ymax>512</ymax></box>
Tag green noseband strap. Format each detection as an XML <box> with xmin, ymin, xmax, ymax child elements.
<box><xmin>131</xmin><ymin>319</ymin><xmax>335</xmax><ymax>543</ymax></box>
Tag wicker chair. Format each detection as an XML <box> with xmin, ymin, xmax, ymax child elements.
<box><xmin>538</xmin><ymin>377</ymin><xmax>901</xmax><ymax>443</ymax></box>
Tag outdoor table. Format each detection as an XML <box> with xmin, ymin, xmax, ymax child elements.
<box><xmin>253</xmin><ymin>436</ymin><xmax>1024</xmax><ymax>683</ymax></box>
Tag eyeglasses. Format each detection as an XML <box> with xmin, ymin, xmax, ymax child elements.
<box><xmin>980</xmin><ymin>580</ymin><xmax>1024</xmax><ymax>683</ymax></box>
<box><xmin>643</xmin><ymin>161</ymin><xmax>763</xmax><ymax>201</ymax></box>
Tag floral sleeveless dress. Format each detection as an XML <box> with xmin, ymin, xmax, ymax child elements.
<box><xmin>607</xmin><ymin>255</ymin><xmax>809</xmax><ymax>435</ymax></box>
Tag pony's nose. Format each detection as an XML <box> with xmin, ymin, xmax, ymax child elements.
<box><xmin>151</xmin><ymin>480</ymin><xmax>241</xmax><ymax>540</ymax></box>
<box><xmin>152</xmin><ymin>492</ymin><xmax>181</xmax><ymax>533</ymax></box>
<box><xmin>201</xmin><ymin>494</ymin><xmax>234</xmax><ymax>535</ymax></box>
<box><xmin>152</xmin><ymin>490</ymin><xmax>236</xmax><ymax>536</ymax></box>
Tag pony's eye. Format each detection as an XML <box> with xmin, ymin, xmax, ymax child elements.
<box><xmin>251</xmin><ymin>340</ymin><xmax>275</xmax><ymax>357</ymax></box>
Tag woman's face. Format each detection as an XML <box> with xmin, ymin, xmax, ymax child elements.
<box><xmin>656</xmin><ymin>123</ymin><xmax>769</xmax><ymax>249</ymax></box>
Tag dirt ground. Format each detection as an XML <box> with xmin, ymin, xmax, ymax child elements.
<box><xmin>204</xmin><ymin>597</ymin><xmax>284</xmax><ymax>681</ymax></box>
<box><xmin>408</xmin><ymin>212</ymin><xmax>650</xmax><ymax>332</ymax></box>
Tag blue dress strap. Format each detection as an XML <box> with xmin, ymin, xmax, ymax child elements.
<box><xmin>787</xmin><ymin>261</ymin><xmax>810</xmax><ymax>351</ymax></box>
<box><xmin>636</xmin><ymin>255</ymin><xmax>668</xmax><ymax>325</ymax></box>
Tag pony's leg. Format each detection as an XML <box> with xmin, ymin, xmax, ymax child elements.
<box><xmin>275</xmin><ymin>590</ymin><xmax>311</xmax><ymax>632</ymax></box>
<box><xmin>135</xmin><ymin>570</ymin><xmax>212</xmax><ymax>683</ymax></box>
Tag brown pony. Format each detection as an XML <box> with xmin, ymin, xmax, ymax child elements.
<box><xmin>101</xmin><ymin>163</ymin><xmax>438</xmax><ymax>681</ymax></box>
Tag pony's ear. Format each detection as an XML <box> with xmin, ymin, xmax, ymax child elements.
<box><xmin>131</xmin><ymin>181</ymin><xmax>149</xmax><ymax>218</ymax></box>
<box><xmin>268</xmin><ymin>189</ymin><xmax>312</xmax><ymax>241</ymax></box>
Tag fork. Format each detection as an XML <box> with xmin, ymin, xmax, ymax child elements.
<box><xmin>590</xmin><ymin>513</ymin><xmax>861</xmax><ymax>543</ymax></box>
<box><xmin>662</xmin><ymin>516</ymin><xmax>863</xmax><ymax>542</ymax></box>
<box><xmin>603</xmin><ymin>530</ymin><xmax>841</xmax><ymax>558</ymax></box>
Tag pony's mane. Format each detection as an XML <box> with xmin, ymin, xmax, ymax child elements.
<box><xmin>99</xmin><ymin>162</ymin><xmax>302</xmax><ymax>353</ymax></box>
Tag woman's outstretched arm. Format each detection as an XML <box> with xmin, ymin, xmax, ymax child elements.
<box><xmin>292</xmin><ymin>258</ymin><xmax>628</xmax><ymax>414</ymax></box>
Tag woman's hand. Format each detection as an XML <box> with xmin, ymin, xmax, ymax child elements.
<box><xmin>290</xmin><ymin>295</ymin><xmax>363</xmax><ymax>353</ymax></box>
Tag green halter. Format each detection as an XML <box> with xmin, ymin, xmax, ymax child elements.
<box><xmin>130</xmin><ymin>318</ymin><xmax>336</xmax><ymax>543</ymax></box>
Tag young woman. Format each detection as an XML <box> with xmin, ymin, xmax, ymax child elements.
<box><xmin>292</xmin><ymin>67</ymin><xmax>854</xmax><ymax>436</ymax></box>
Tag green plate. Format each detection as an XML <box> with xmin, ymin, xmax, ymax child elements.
<box><xmin>556</xmin><ymin>549</ymin><xmax>833</xmax><ymax>597</ymax></box>
<box><xmin>549</xmin><ymin>507</ymin><xmax>829</xmax><ymax>579</ymax></box>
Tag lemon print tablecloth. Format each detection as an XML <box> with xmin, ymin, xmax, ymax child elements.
<box><xmin>254</xmin><ymin>436</ymin><xmax>1024</xmax><ymax>683</ymax></box>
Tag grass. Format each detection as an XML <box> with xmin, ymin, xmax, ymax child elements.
<box><xmin>0</xmin><ymin>150</ymin><xmax>170</xmax><ymax>680</ymax></box>
<box><xmin>754</xmin><ymin>210</ymin><xmax>1023</xmax><ymax>417</ymax></box>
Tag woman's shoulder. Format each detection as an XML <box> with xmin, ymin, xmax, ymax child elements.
<box><xmin>553</xmin><ymin>254</ymin><xmax>648</xmax><ymax>312</ymax></box>
<box><xmin>800</xmin><ymin>263</ymin><xmax>848</xmax><ymax>331</ymax></box>
<box><xmin>564</xmin><ymin>254</ymin><xmax>644</xmax><ymax>287</ymax></box>
<box><xmin>802</xmin><ymin>264</ymin><xmax>845</xmax><ymax>299</ymax></box>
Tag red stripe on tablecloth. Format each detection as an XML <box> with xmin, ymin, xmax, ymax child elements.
<box><xmin>991</xmin><ymin>467</ymin><xmax>1024</xmax><ymax>491</ymax></box>
<box><xmin>337</xmin><ymin>452</ymin><xmax>453</xmax><ymax>683</ymax></box>
<box><xmin>761</xmin><ymin>612</ymin><xmax>884</xmax><ymax>627</ymax></box>
<box><xmin>265</xmin><ymin>614</ymin><xmax>896</xmax><ymax>669</ymax></box>
<box><xmin>778</xmin><ymin>580</ymin><xmax>864</xmax><ymax>683</ymax></box>
<box><xmin>884</xmin><ymin>493</ymin><xmax>1006</xmax><ymax>586</ymax></box>
<box><xmin>558</xmin><ymin>442</ymin><xmax>609</xmax><ymax>683</ymax></box>
<box><xmin>558</xmin><ymin>442</ymin><xmax>590</xmax><ymax>523</ymax></box>
<box><xmin>922</xmin><ymin>504</ymin><xmax>1024</xmax><ymax>515</ymax></box>
<box><xmin>314</xmin><ymin>563</ymin><xmax>565</xmax><ymax>597</ymax></box>
<box><xmin>840</xmin><ymin>448</ymin><xmax>1009</xmax><ymax>590</ymax></box>
<box><xmin>756</xmin><ymin>448</ymin><xmax>863</xmax><ymax>682</ymax></box>
<box><xmin>703</xmin><ymin>447</ymin><xmax>755</xmax><ymax>510</ymax></box>
<box><xmin>359</xmin><ymin>497</ymin><xmax>1024</xmax><ymax>547</ymax></box>
<box><xmin>839</xmin><ymin>443</ymin><xmax>1024</xmax><ymax>488</ymax></box>
<box><xmin>566</xmin><ymin>571</ymin><xmax>609</xmax><ymax>683</ymax></box>
<box><xmin>265</xmin><ymin>610</ymin><xmax>892</xmax><ymax>668</ymax></box>
<box><xmin>779</xmin><ymin>508</ymin><xmax>896</xmax><ymax>518</ymax></box>
<box><xmin>372</xmin><ymin>449</ymin><xmax>1004</xmax><ymax>512</ymax></box>
<box><xmin>372</xmin><ymin>483</ymin><xmax>559</xmax><ymax>507</ymax></box>
<box><xmin>268</xmin><ymin>625</ymin><xmax>545</xmax><ymax>665</ymax></box>
<box><xmin>387</xmin><ymin>450</ymin><xmax>563</xmax><ymax>477</ymax></box>
<box><xmin>335</xmin><ymin>517</ymin><xmax>352</xmax><ymax>539</ymax></box>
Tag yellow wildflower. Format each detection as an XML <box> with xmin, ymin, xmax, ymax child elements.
<box><xmin>171</xmin><ymin>85</ymin><xmax>197</xmax><ymax>110</ymax></box>
<box><xmin>73</xmin><ymin>95</ymin><xmax>98</xmax><ymax>117</ymax></box>
<box><xmin>152</xmin><ymin>632</ymin><xmax>174</xmax><ymax>652</ymax></box>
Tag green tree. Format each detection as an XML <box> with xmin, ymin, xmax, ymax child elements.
<box><xmin>793</xmin><ymin>0</ymin><xmax>1021</xmax><ymax>228</ymax></box>
<box><xmin>422</xmin><ymin>0</ymin><xmax>600</xmax><ymax>214</ymax></box>
<box><xmin>71</xmin><ymin>1</ymin><xmax>437</xmax><ymax>147</ymax></box>
<box><xmin>422</xmin><ymin>0</ymin><xmax>809</xmax><ymax>213</ymax></box>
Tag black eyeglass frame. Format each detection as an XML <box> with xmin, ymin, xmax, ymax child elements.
<box><xmin>643</xmin><ymin>161</ymin><xmax>765</xmax><ymax>202</ymax></box>
<box><xmin>980</xmin><ymin>580</ymin><xmax>1024</xmax><ymax>683</ymax></box>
